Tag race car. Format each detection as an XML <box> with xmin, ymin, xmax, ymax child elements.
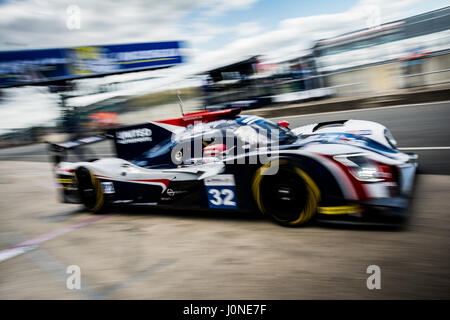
<box><xmin>49</xmin><ymin>108</ymin><xmax>418</xmax><ymax>227</ymax></box>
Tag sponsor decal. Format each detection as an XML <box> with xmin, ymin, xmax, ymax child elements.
<box><xmin>166</xmin><ymin>189</ymin><xmax>175</xmax><ymax>197</ymax></box>
<box><xmin>101</xmin><ymin>182</ymin><xmax>115</xmax><ymax>194</ymax></box>
<box><xmin>116</xmin><ymin>128</ymin><xmax>152</xmax><ymax>144</ymax></box>
<box><xmin>161</xmin><ymin>188</ymin><xmax>188</xmax><ymax>200</ymax></box>
<box><xmin>204</xmin><ymin>174</ymin><xmax>238</xmax><ymax>209</ymax></box>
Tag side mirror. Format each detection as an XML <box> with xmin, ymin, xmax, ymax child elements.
<box><xmin>278</xmin><ymin>120</ymin><xmax>290</xmax><ymax>128</ymax></box>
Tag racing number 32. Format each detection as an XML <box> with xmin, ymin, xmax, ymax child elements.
<box><xmin>208</xmin><ymin>188</ymin><xmax>236</xmax><ymax>206</ymax></box>
<box><xmin>204</xmin><ymin>175</ymin><xmax>238</xmax><ymax>209</ymax></box>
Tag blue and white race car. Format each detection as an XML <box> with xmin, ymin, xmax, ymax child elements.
<box><xmin>49</xmin><ymin>108</ymin><xmax>418</xmax><ymax>227</ymax></box>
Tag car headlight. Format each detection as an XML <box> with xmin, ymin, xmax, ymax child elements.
<box><xmin>384</xmin><ymin>128</ymin><xmax>397</xmax><ymax>149</ymax></box>
<box><xmin>333</xmin><ymin>154</ymin><xmax>387</xmax><ymax>183</ymax></box>
<box><xmin>354</xmin><ymin>165</ymin><xmax>379</xmax><ymax>181</ymax></box>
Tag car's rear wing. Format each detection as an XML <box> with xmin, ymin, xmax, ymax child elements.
<box><xmin>48</xmin><ymin>134</ymin><xmax>112</xmax><ymax>165</ymax></box>
<box><xmin>156</xmin><ymin>108</ymin><xmax>241</xmax><ymax>127</ymax></box>
<box><xmin>48</xmin><ymin>121</ymin><xmax>184</xmax><ymax>165</ymax></box>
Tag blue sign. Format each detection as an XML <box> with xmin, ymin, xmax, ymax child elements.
<box><xmin>0</xmin><ymin>41</ymin><xmax>183</xmax><ymax>87</ymax></box>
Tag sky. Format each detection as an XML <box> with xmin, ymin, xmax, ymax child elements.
<box><xmin>0</xmin><ymin>0</ymin><xmax>448</xmax><ymax>70</ymax></box>
<box><xmin>0</xmin><ymin>0</ymin><xmax>448</xmax><ymax>131</ymax></box>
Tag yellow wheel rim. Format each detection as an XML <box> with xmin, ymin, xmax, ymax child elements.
<box><xmin>89</xmin><ymin>171</ymin><xmax>104</xmax><ymax>212</ymax></box>
<box><xmin>252</xmin><ymin>160</ymin><xmax>320</xmax><ymax>225</ymax></box>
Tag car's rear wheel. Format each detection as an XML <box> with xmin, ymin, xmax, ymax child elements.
<box><xmin>75</xmin><ymin>167</ymin><xmax>105</xmax><ymax>213</ymax></box>
<box><xmin>252</xmin><ymin>160</ymin><xmax>320</xmax><ymax>226</ymax></box>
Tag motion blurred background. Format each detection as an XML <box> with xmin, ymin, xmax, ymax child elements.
<box><xmin>0</xmin><ymin>0</ymin><xmax>449</xmax><ymax>145</ymax></box>
<box><xmin>1</xmin><ymin>0</ymin><xmax>450</xmax><ymax>300</ymax></box>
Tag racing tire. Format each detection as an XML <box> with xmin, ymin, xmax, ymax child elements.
<box><xmin>252</xmin><ymin>159</ymin><xmax>321</xmax><ymax>226</ymax></box>
<box><xmin>74</xmin><ymin>167</ymin><xmax>105</xmax><ymax>213</ymax></box>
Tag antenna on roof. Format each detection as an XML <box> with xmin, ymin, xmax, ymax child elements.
<box><xmin>177</xmin><ymin>90</ymin><xmax>185</xmax><ymax>116</ymax></box>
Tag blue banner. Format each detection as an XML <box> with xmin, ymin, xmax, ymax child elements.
<box><xmin>0</xmin><ymin>41</ymin><xmax>183</xmax><ymax>87</ymax></box>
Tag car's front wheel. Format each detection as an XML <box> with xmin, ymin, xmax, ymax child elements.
<box><xmin>252</xmin><ymin>160</ymin><xmax>321</xmax><ymax>226</ymax></box>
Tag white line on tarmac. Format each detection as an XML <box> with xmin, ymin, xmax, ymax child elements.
<box><xmin>1</xmin><ymin>231</ymin><xmax>176</xmax><ymax>299</ymax></box>
<box><xmin>0</xmin><ymin>245</ymin><xmax>37</xmax><ymax>263</ymax></box>
<box><xmin>270</xmin><ymin>100</ymin><xmax>450</xmax><ymax>120</ymax></box>
<box><xmin>0</xmin><ymin>214</ymin><xmax>113</xmax><ymax>263</ymax></box>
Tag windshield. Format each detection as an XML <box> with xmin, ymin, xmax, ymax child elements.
<box><xmin>235</xmin><ymin>118</ymin><xmax>297</xmax><ymax>146</ymax></box>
